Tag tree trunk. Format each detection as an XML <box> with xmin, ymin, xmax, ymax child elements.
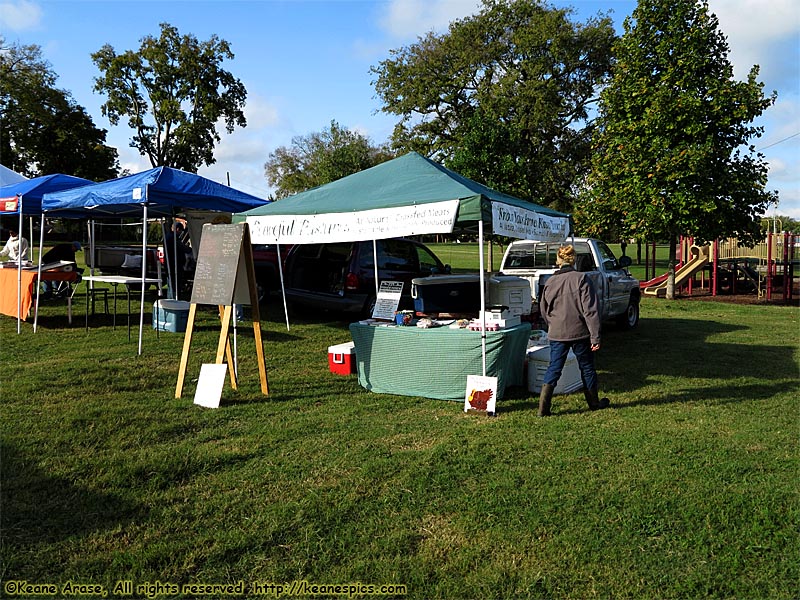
<box><xmin>666</xmin><ymin>235</ymin><xmax>678</xmax><ymax>300</ymax></box>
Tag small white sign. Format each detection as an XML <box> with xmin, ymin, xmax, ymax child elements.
<box><xmin>193</xmin><ymin>363</ymin><xmax>228</xmax><ymax>409</ymax></box>
<box><xmin>132</xmin><ymin>187</ymin><xmax>142</xmax><ymax>200</ymax></box>
<box><xmin>371</xmin><ymin>280</ymin><xmax>404</xmax><ymax>321</ymax></box>
<box><xmin>464</xmin><ymin>375</ymin><xmax>498</xmax><ymax>415</ymax></box>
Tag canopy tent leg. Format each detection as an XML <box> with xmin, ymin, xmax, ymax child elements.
<box><xmin>479</xmin><ymin>219</ymin><xmax>486</xmax><ymax>376</ymax></box>
<box><xmin>34</xmin><ymin>212</ymin><xmax>45</xmax><ymax>333</ymax></box>
<box><xmin>277</xmin><ymin>242</ymin><xmax>290</xmax><ymax>331</ymax></box>
<box><xmin>373</xmin><ymin>239</ymin><xmax>379</xmax><ymax>300</ymax></box>
<box><xmin>161</xmin><ymin>220</ymin><xmax>174</xmax><ymax>300</ymax></box>
<box><xmin>138</xmin><ymin>204</ymin><xmax>148</xmax><ymax>356</ymax></box>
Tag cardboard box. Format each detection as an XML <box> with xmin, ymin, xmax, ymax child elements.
<box><xmin>479</xmin><ymin>310</ymin><xmax>521</xmax><ymax>328</ymax></box>
<box><xmin>526</xmin><ymin>344</ymin><xmax>583</xmax><ymax>394</ymax></box>
<box><xmin>152</xmin><ymin>299</ymin><xmax>190</xmax><ymax>333</ymax></box>
<box><xmin>328</xmin><ymin>341</ymin><xmax>356</xmax><ymax>375</ymax></box>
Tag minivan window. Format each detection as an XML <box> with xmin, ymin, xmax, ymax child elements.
<box><xmin>417</xmin><ymin>246</ymin><xmax>442</xmax><ymax>274</ymax></box>
<box><xmin>379</xmin><ymin>239</ymin><xmax>417</xmax><ymax>271</ymax></box>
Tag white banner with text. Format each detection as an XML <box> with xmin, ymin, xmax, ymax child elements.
<box><xmin>491</xmin><ymin>202</ymin><xmax>569</xmax><ymax>242</ymax></box>
<box><xmin>246</xmin><ymin>200</ymin><xmax>460</xmax><ymax>244</ymax></box>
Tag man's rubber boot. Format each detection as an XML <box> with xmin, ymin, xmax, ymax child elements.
<box><xmin>538</xmin><ymin>383</ymin><xmax>554</xmax><ymax>417</ymax></box>
<box><xmin>584</xmin><ymin>386</ymin><xmax>610</xmax><ymax>411</ymax></box>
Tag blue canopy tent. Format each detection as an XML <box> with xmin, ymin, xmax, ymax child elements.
<box><xmin>42</xmin><ymin>166</ymin><xmax>269</xmax><ymax>354</ymax></box>
<box><xmin>0</xmin><ymin>165</ymin><xmax>28</xmax><ymax>186</ymax></box>
<box><xmin>0</xmin><ymin>174</ymin><xmax>95</xmax><ymax>333</ymax></box>
<box><xmin>43</xmin><ymin>167</ymin><xmax>267</xmax><ymax>217</ymax></box>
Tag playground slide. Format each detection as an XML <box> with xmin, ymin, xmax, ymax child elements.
<box><xmin>643</xmin><ymin>254</ymin><xmax>709</xmax><ymax>297</ymax></box>
<box><xmin>639</xmin><ymin>270</ymin><xmax>673</xmax><ymax>289</ymax></box>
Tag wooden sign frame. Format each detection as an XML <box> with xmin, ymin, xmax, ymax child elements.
<box><xmin>175</xmin><ymin>223</ymin><xmax>269</xmax><ymax>399</ymax></box>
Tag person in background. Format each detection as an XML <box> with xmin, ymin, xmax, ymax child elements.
<box><xmin>538</xmin><ymin>244</ymin><xmax>610</xmax><ymax>416</ymax></box>
<box><xmin>0</xmin><ymin>229</ymin><xmax>29</xmax><ymax>262</ymax></box>
<box><xmin>164</xmin><ymin>221</ymin><xmax>193</xmax><ymax>297</ymax></box>
<box><xmin>40</xmin><ymin>241</ymin><xmax>82</xmax><ymax>296</ymax></box>
<box><xmin>42</xmin><ymin>240</ymin><xmax>81</xmax><ymax>265</ymax></box>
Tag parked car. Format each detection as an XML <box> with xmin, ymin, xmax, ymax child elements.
<box><xmin>251</xmin><ymin>243</ymin><xmax>293</xmax><ymax>302</ymax></box>
<box><xmin>282</xmin><ymin>238</ymin><xmax>450</xmax><ymax>316</ymax></box>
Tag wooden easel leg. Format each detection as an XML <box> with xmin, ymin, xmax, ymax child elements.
<box><xmin>175</xmin><ymin>303</ymin><xmax>198</xmax><ymax>398</ymax></box>
<box><xmin>217</xmin><ymin>305</ymin><xmax>238</xmax><ymax>390</ymax></box>
<box><xmin>250</xmin><ymin>302</ymin><xmax>269</xmax><ymax>396</ymax></box>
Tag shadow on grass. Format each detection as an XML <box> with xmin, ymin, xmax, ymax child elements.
<box><xmin>601</xmin><ymin>317</ymin><xmax>796</xmax><ymax>400</ymax></box>
<box><xmin>499</xmin><ymin>315</ymin><xmax>797</xmax><ymax>414</ymax></box>
<box><xmin>0</xmin><ymin>441</ymin><xmax>142</xmax><ymax>551</ymax></box>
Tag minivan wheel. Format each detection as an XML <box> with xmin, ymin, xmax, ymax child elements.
<box><xmin>255</xmin><ymin>279</ymin><xmax>267</xmax><ymax>304</ymax></box>
<box><xmin>362</xmin><ymin>295</ymin><xmax>377</xmax><ymax>319</ymax></box>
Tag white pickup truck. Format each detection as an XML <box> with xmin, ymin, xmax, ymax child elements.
<box><xmin>498</xmin><ymin>237</ymin><xmax>641</xmax><ymax>328</ymax></box>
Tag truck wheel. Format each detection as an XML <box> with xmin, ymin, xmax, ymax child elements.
<box><xmin>617</xmin><ymin>296</ymin><xmax>640</xmax><ymax>329</ymax></box>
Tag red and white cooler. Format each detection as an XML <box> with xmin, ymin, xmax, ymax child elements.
<box><xmin>328</xmin><ymin>342</ymin><xmax>356</xmax><ymax>375</ymax></box>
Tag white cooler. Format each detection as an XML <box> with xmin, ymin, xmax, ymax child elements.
<box><xmin>488</xmin><ymin>275</ymin><xmax>532</xmax><ymax>316</ymax></box>
<box><xmin>527</xmin><ymin>344</ymin><xmax>583</xmax><ymax>394</ymax></box>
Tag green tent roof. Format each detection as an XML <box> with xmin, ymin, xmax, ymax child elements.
<box><xmin>236</xmin><ymin>152</ymin><xmax>568</xmax><ymax>226</ymax></box>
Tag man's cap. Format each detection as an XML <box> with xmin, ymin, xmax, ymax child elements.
<box><xmin>72</xmin><ymin>241</ymin><xmax>82</xmax><ymax>251</ymax></box>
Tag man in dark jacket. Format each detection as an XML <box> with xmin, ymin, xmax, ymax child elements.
<box><xmin>42</xmin><ymin>240</ymin><xmax>81</xmax><ymax>264</ymax></box>
<box><xmin>41</xmin><ymin>241</ymin><xmax>81</xmax><ymax>297</ymax></box>
<box><xmin>538</xmin><ymin>244</ymin><xmax>609</xmax><ymax>416</ymax></box>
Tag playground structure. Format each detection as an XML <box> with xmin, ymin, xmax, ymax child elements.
<box><xmin>640</xmin><ymin>232</ymin><xmax>798</xmax><ymax>303</ymax></box>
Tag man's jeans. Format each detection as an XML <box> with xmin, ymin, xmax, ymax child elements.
<box><xmin>543</xmin><ymin>338</ymin><xmax>597</xmax><ymax>391</ymax></box>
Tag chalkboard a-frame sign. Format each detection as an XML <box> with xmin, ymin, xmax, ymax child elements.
<box><xmin>191</xmin><ymin>222</ymin><xmax>252</xmax><ymax>306</ymax></box>
<box><xmin>176</xmin><ymin>222</ymin><xmax>269</xmax><ymax>399</ymax></box>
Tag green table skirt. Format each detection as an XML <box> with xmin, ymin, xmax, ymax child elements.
<box><xmin>348</xmin><ymin>322</ymin><xmax>531</xmax><ymax>401</ymax></box>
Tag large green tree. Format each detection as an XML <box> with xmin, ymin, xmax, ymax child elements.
<box><xmin>92</xmin><ymin>23</ymin><xmax>247</xmax><ymax>172</ymax></box>
<box><xmin>264</xmin><ymin>120</ymin><xmax>395</xmax><ymax>198</ymax></box>
<box><xmin>371</xmin><ymin>0</ymin><xmax>615</xmax><ymax>213</ymax></box>
<box><xmin>579</xmin><ymin>0</ymin><xmax>776</xmax><ymax>259</ymax></box>
<box><xmin>0</xmin><ymin>38</ymin><xmax>119</xmax><ymax>181</ymax></box>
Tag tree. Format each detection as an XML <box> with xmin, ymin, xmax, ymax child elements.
<box><xmin>92</xmin><ymin>22</ymin><xmax>246</xmax><ymax>172</ymax></box>
<box><xmin>264</xmin><ymin>121</ymin><xmax>395</xmax><ymax>198</ymax></box>
<box><xmin>0</xmin><ymin>38</ymin><xmax>119</xmax><ymax>181</ymax></box>
<box><xmin>371</xmin><ymin>0</ymin><xmax>615</xmax><ymax>212</ymax></box>
<box><xmin>579</xmin><ymin>0</ymin><xmax>777</xmax><ymax>263</ymax></box>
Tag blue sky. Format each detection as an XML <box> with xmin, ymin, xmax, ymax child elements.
<box><xmin>2</xmin><ymin>0</ymin><xmax>798</xmax><ymax>220</ymax></box>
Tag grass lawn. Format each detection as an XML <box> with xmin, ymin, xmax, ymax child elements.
<box><xmin>1</xmin><ymin>249</ymin><xmax>798</xmax><ymax>599</ymax></box>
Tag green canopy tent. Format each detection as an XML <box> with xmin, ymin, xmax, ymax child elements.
<box><xmin>237</xmin><ymin>152</ymin><xmax>569</xmax><ymax>243</ymax></box>
<box><xmin>235</xmin><ymin>152</ymin><xmax>571</xmax><ymax>373</ymax></box>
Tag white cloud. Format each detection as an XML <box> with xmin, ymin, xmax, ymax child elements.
<box><xmin>0</xmin><ymin>0</ymin><xmax>42</xmax><ymax>31</ymax></box>
<box><xmin>708</xmin><ymin>0</ymin><xmax>800</xmax><ymax>85</ymax></box>
<box><xmin>240</xmin><ymin>93</ymin><xmax>280</xmax><ymax>130</ymax></box>
<box><xmin>379</xmin><ymin>0</ymin><xmax>481</xmax><ymax>39</ymax></box>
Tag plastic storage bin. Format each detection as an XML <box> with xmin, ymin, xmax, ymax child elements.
<box><xmin>153</xmin><ymin>299</ymin><xmax>191</xmax><ymax>332</ymax></box>
<box><xmin>328</xmin><ymin>341</ymin><xmax>356</xmax><ymax>375</ymax></box>
<box><xmin>411</xmin><ymin>274</ymin><xmax>482</xmax><ymax>314</ymax></box>
<box><xmin>526</xmin><ymin>344</ymin><xmax>583</xmax><ymax>394</ymax></box>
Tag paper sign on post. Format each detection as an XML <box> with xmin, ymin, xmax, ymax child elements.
<box><xmin>371</xmin><ymin>281</ymin><xmax>404</xmax><ymax>321</ymax></box>
<box><xmin>193</xmin><ymin>364</ymin><xmax>228</xmax><ymax>409</ymax></box>
<box><xmin>464</xmin><ymin>375</ymin><xmax>498</xmax><ymax>415</ymax></box>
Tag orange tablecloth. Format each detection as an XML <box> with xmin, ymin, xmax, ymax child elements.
<box><xmin>0</xmin><ymin>268</ymin><xmax>79</xmax><ymax>320</ymax></box>
<box><xmin>0</xmin><ymin>268</ymin><xmax>37</xmax><ymax>319</ymax></box>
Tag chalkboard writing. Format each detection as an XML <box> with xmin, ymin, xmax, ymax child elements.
<box><xmin>191</xmin><ymin>223</ymin><xmax>247</xmax><ymax>306</ymax></box>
